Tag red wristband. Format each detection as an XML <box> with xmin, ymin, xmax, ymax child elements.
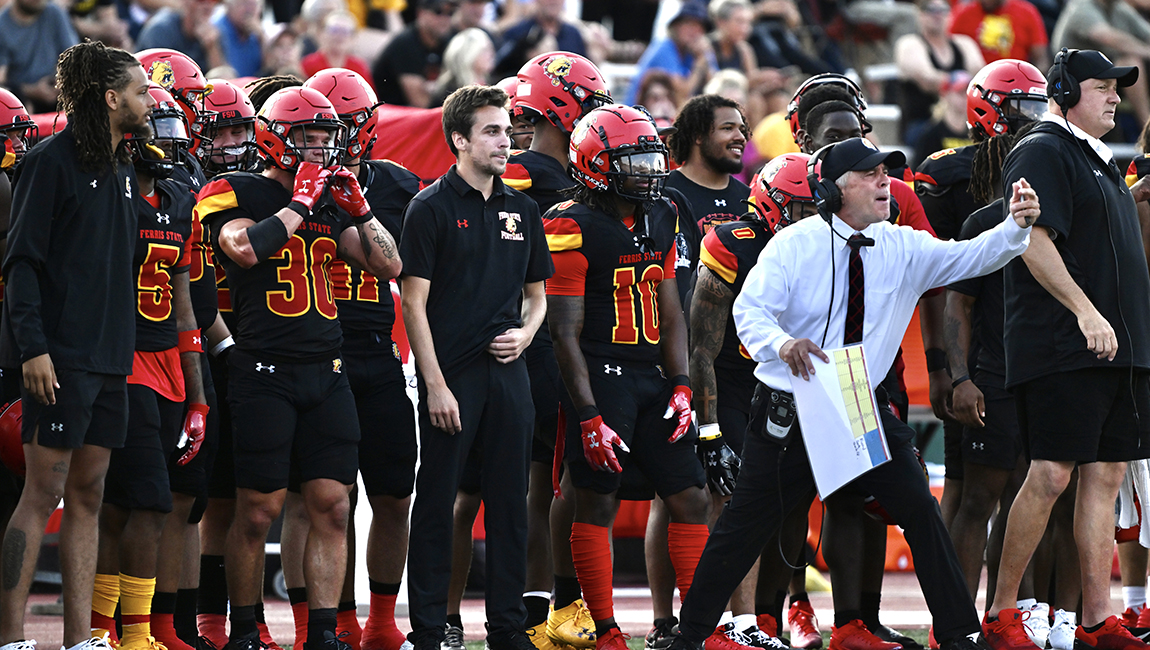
<box><xmin>178</xmin><ymin>330</ymin><xmax>203</xmax><ymax>354</ymax></box>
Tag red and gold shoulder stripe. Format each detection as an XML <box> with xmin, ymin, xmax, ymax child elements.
<box><xmin>194</xmin><ymin>179</ymin><xmax>239</xmax><ymax>222</ymax></box>
<box><xmin>699</xmin><ymin>228</ymin><xmax>738</xmax><ymax>284</ymax></box>
<box><xmin>544</xmin><ymin>216</ymin><xmax>582</xmax><ymax>252</ymax></box>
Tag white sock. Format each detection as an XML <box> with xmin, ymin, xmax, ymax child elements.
<box><xmin>1017</xmin><ymin>598</ymin><xmax>1037</xmax><ymax>611</ymax></box>
<box><xmin>1124</xmin><ymin>586</ymin><xmax>1147</xmax><ymax>611</ymax></box>
<box><xmin>734</xmin><ymin>614</ymin><xmax>758</xmax><ymax>632</ymax></box>
<box><xmin>719</xmin><ymin>611</ymin><xmax>734</xmax><ymax>626</ymax></box>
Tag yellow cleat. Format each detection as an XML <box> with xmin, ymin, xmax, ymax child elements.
<box><xmin>527</xmin><ymin>622</ymin><xmax>569</xmax><ymax>650</ymax></box>
<box><xmin>547</xmin><ymin>600</ymin><xmax>597</xmax><ymax>649</ymax></box>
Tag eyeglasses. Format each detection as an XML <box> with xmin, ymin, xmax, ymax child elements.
<box><xmin>432</xmin><ymin>4</ymin><xmax>457</xmax><ymax>15</ymax></box>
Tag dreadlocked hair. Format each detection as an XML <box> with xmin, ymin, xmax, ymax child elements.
<box><xmin>796</xmin><ymin>84</ymin><xmax>855</xmax><ymax>132</ymax></box>
<box><xmin>969</xmin><ymin>120</ymin><xmax>1038</xmax><ymax>205</ymax></box>
<box><xmin>563</xmin><ymin>183</ymin><xmax>616</xmax><ymax>215</ymax></box>
<box><xmin>245</xmin><ymin>75</ymin><xmax>303</xmax><ymax>112</ymax></box>
<box><xmin>666</xmin><ymin>94</ymin><xmax>749</xmax><ymax>165</ymax></box>
<box><xmin>56</xmin><ymin>41</ymin><xmax>140</xmax><ymax>174</ymax></box>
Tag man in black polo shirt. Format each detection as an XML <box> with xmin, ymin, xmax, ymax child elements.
<box><xmin>981</xmin><ymin>49</ymin><xmax>1150</xmax><ymax>650</ymax></box>
<box><xmin>400</xmin><ymin>84</ymin><xmax>552</xmax><ymax>650</ymax></box>
<box><xmin>371</xmin><ymin>0</ymin><xmax>455</xmax><ymax>107</ymax></box>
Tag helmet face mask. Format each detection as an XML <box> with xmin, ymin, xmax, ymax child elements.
<box><xmin>750</xmin><ymin>152</ymin><xmax>814</xmax><ymax>232</ymax></box>
<box><xmin>0</xmin><ymin>88</ymin><xmax>37</xmax><ymax>163</ymax></box>
<box><xmin>966</xmin><ymin>59</ymin><xmax>1048</xmax><ymax>139</ymax></box>
<box><xmin>302</xmin><ymin>68</ymin><xmax>380</xmax><ymax>165</ymax></box>
<box><xmin>135</xmin><ymin>84</ymin><xmax>190</xmax><ymax>179</ymax></box>
<box><xmin>569</xmin><ymin>104</ymin><xmax>669</xmax><ymax>205</ymax></box>
<box><xmin>199</xmin><ymin>79</ymin><xmax>259</xmax><ymax>174</ymax></box>
<box><xmin>286</xmin><ymin>125</ymin><xmax>345</xmax><ymax>168</ymax></box>
<box><xmin>255</xmin><ymin>87</ymin><xmax>348</xmax><ymax>171</ymax></box>
<box><xmin>608</xmin><ymin>149</ymin><xmax>668</xmax><ymax>202</ymax></box>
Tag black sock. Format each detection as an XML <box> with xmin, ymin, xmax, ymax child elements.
<box><xmin>369</xmin><ymin>580</ymin><xmax>401</xmax><ymax>595</ymax></box>
<box><xmin>774</xmin><ymin>591</ymin><xmax>787</xmax><ymax>625</ymax></box>
<box><xmin>255</xmin><ymin>601</ymin><xmax>266</xmax><ymax>624</ymax></box>
<box><xmin>288</xmin><ymin>588</ymin><xmax>309</xmax><ymax>606</ymax></box>
<box><xmin>339</xmin><ymin>600</ymin><xmax>357</xmax><ymax>613</ymax></box>
<box><xmin>861</xmin><ymin>592</ymin><xmax>881</xmax><ymax>631</ymax></box>
<box><xmin>834</xmin><ymin>610</ymin><xmax>863</xmax><ymax>629</ymax></box>
<box><xmin>152</xmin><ymin>591</ymin><xmax>178</xmax><ymax>614</ymax></box>
<box><xmin>199</xmin><ymin>555</ymin><xmax>228</xmax><ymax>615</ymax></box>
<box><xmin>1084</xmin><ymin>622</ymin><xmax>1105</xmax><ymax>634</ymax></box>
<box><xmin>790</xmin><ymin>592</ymin><xmax>810</xmax><ymax>607</ymax></box>
<box><xmin>308</xmin><ymin>607</ymin><xmax>338</xmax><ymax>646</ymax></box>
<box><xmin>175</xmin><ymin>588</ymin><xmax>199</xmax><ymax>642</ymax></box>
<box><xmin>594</xmin><ymin>623</ymin><xmax>618</xmax><ymax>638</ymax></box>
<box><xmin>524</xmin><ymin>595</ymin><xmax>550</xmax><ymax>628</ymax></box>
<box><xmin>554</xmin><ymin>576</ymin><xmax>581</xmax><ymax>610</ymax></box>
<box><xmin>447</xmin><ymin>614</ymin><xmax>464</xmax><ymax>630</ymax></box>
<box><xmin>230</xmin><ymin>605</ymin><xmax>259</xmax><ymax>640</ymax></box>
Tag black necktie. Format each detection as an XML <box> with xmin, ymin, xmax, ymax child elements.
<box><xmin>843</xmin><ymin>234</ymin><xmax>867</xmax><ymax>345</ymax></box>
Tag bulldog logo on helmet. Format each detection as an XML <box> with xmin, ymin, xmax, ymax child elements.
<box><xmin>543</xmin><ymin>55</ymin><xmax>574</xmax><ymax>85</ymax></box>
<box><xmin>149</xmin><ymin>60</ymin><xmax>175</xmax><ymax>89</ymax></box>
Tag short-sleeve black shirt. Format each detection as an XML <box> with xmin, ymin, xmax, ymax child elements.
<box><xmin>399</xmin><ymin>166</ymin><xmax>552</xmax><ymax>377</ymax></box>
<box><xmin>948</xmin><ymin>199</ymin><xmax>1006</xmax><ymax>387</ymax></box>
<box><xmin>665</xmin><ymin>170</ymin><xmax>750</xmax><ymax>235</ymax></box>
<box><xmin>134</xmin><ymin>179</ymin><xmax>194</xmax><ymax>352</ymax></box>
<box><xmin>502</xmin><ymin>149</ymin><xmax>573</xmax><ymax>215</ymax></box>
<box><xmin>699</xmin><ymin>216</ymin><xmax>773</xmax><ymax>374</ymax></box>
<box><xmin>1002</xmin><ymin>121</ymin><xmax>1150</xmax><ymax>387</ymax></box>
<box><xmin>371</xmin><ymin>26</ymin><xmax>447</xmax><ymax>107</ymax></box>
<box><xmin>914</xmin><ymin>144</ymin><xmax>978</xmax><ymax>241</ymax></box>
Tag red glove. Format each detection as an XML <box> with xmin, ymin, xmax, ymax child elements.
<box><xmin>291</xmin><ymin>162</ymin><xmax>332</xmax><ymax>211</ymax></box>
<box><xmin>580</xmin><ymin>415</ymin><xmax>629</xmax><ymax>473</ymax></box>
<box><xmin>330</xmin><ymin>168</ymin><xmax>371</xmax><ymax>220</ymax></box>
<box><xmin>177</xmin><ymin>403</ymin><xmax>210</xmax><ymax>466</ymax></box>
<box><xmin>663</xmin><ymin>383</ymin><xmax>693</xmax><ymax>443</ymax></box>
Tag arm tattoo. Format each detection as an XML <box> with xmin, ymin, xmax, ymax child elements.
<box><xmin>690</xmin><ymin>267</ymin><xmax>734</xmax><ymax>424</ymax></box>
<box><xmin>944</xmin><ymin>293</ymin><xmax>974</xmax><ymax>378</ymax></box>
<box><xmin>368</xmin><ymin>221</ymin><xmax>399</xmax><ymax>260</ymax></box>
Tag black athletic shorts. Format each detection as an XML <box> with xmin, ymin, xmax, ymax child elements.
<box><xmin>963</xmin><ymin>383</ymin><xmax>1023</xmax><ymax>470</ymax></box>
<box><xmin>170</xmin><ymin>355</ymin><xmax>218</xmax><ymax>507</ymax></box>
<box><xmin>227</xmin><ymin>349</ymin><xmax>361</xmax><ymax>493</ymax></box>
<box><xmin>345</xmin><ymin>334</ymin><xmax>417</xmax><ymax>498</ymax></box>
<box><xmin>206</xmin><ymin>352</ymin><xmax>236</xmax><ymax>499</ymax></box>
<box><xmin>1016</xmin><ymin>367</ymin><xmax>1150</xmax><ymax>463</ymax></box>
<box><xmin>21</xmin><ymin>370</ymin><xmax>127</xmax><ymax>449</ymax></box>
<box><xmin>104</xmin><ymin>384</ymin><xmax>182</xmax><ymax>512</ymax></box>
<box><xmin>943</xmin><ymin>419</ymin><xmax>964</xmax><ymax>481</ymax></box>
<box><xmin>527</xmin><ymin>340</ymin><xmax>562</xmax><ymax>464</ymax></box>
<box><xmin>715</xmin><ymin>367</ymin><xmax>754</xmax><ymax>454</ymax></box>
<box><xmin>564</xmin><ymin>357</ymin><xmax>705</xmax><ymax>497</ymax></box>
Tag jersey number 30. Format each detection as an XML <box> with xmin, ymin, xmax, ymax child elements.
<box><xmin>267</xmin><ymin>235</ymin><xmax>339</xmax><ymax>319</ymax></box>
<box><xmin>612</xmin><ymin>265</ymin><xmax>662</xmax><ymax>345</ymax></box>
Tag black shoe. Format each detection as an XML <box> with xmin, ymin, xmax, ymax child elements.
<box><xmin>651</xmin><ymin>631</ymin><xmax>704</xmax><ymax>650</ymax></box>
<box><xmin>411</xmin><ymin>629</ymin><xmax>446</xmax><ymax>650</ymax></box>
<box><xmin>938</xmin><ymin>634</ymin><xmax>983</xmax><ymax>650</ymax></box>
<box><xmin>198</xmin><ymin>637</ymin><xmax>223</xmax><ymax>650</ymax></box>
<box><xmin>873</xmin><ymin>626</ymin><xmax>925</xmax><ymax>650</ymax></box>
<box><xmin>484</xmin><ymin>629</ymin><xmax>537</xmax><ymax>650</ymax></box>
<box><xmin>647</xmin><ymin>618</ymin><xmax>681</xmax><ymax>650</ymax></box>
<box><xmin>223</xmin><ymin>633</ymin><xmax>268</xmax><ymax>650</ymax></box>
<box><xmin>305</xmin><ymin>631</ymin><xmax>354</xmax><ymax>650</ymax></box>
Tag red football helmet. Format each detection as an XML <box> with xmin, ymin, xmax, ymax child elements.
<box><xmin>303</xmin><ymin>68</ymin><xmax>380</xmax><ymax>163</ymax></box>
<box><xmin>136</xmin><ymin>48</ymin><xmax>211</xmax><ymax>139</ymax></box>
<box><xmin>496</xmin><ymin>75</ymin><xmax>518</xmax><ymax>112</ymax></box>
<box><xmin>515</xmin><ymin>51</ymin><xmax>612</xmax><ymax>134</ymax></box>
<box><xmin>750</xmin><ymin>153</ymin><xmax>815</xmax><ymax>233</ymax></box>
<box><xmin>199</xmin><ymin>79</ymin><xmax>258</xmax><ymax>174</ymax></box>
<box><xmin>569</xmin><ymin>104</ymin><xmax>668</xmax><ymax>202</ymax></box>
<box><xmin>787</xmin><ymin>73</ymin><xmax>870</xmax><ymax>143</ymax></box>
<box><xmin>255</xmin><ymin>87</ymin><xmax>347</xmax><ymax>170</ymax></box>
<box><xmin>967</xmin><ymin>59</ymin><xmax>1047</xmax><ymax>140</ymax></box>
<box><xmin>132</xmin><ymin>84</ymin><xmax>190</xmax><ymax>180</ymax></box>
<box><xmin>0</xmin><ymin>400</ymin><xmax>24</xmax><ymax>477</ymax></box>
<box><xmin>0</xmin><ymin>88</ymin><xmax>37</xmax><ymax>164</ymax></box>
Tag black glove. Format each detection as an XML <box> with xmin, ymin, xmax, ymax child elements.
<box><xmin>697</xmin><ymin>431</ymin><xmax>740</xmax><ymax>496</ymax></box>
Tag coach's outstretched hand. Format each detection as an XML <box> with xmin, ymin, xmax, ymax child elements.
<box><xmin>1009</xmin><ymin>178</ymin><xmax>1040</xmax><ymax>228</ymax></box>
<box><xmin>780</xmin><ymin>338</ymin><xmax>829</xmax><ymax>380</ymax></box>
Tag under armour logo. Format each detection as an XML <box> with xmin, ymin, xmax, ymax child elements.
<box><xmin>256</xmin><ymin>362</ymin><xmax>275</xmax><ymax>373</ymax></box>
<box><xmin>1095</xmin><ymin>170</ymin><xmax>1104</xmax><ymax>177</ymax></box>
<box><xmin>50</xmin><ymin>423</ymin><xmax>63</xmax><ymax>432</ymax></box>
<box><xmin>156</xmin><ymin>213</ymin><xmax>171</xmax><ymax>224</ymax></box>
<box><xmin>298</xmin><ymin>179</ymin><xmax>311</xmax><ymax>192</ymax></box>
<box><xmin>90</xmin><ymin>180</ymin><xmax>98</xmax><ymax>188</ymax></box>
<box><xmin>715</xmin><ymin>199</ymin><xmax>727</xmax><ymax>207</ymax></box>
<box><xmin>604</xmin><ymin>364</ymin><xmax>622</xmax><ymax>375</ymax></box>
<box><xmin>457</xmin><ymin>220</ymin><xmax>468</xmax><ymax>229</ymax></box>
<box><xmin>971</xmin><ymin>442</ymin><xmax>985</xmax><ymax>451</ymax></box>
<box><xmin>191</xmin><ymin>335</ymin><xmax>201</xmax><ymax>346</ymax></box>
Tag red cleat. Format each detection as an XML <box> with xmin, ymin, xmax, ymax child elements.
<box><xmin>1075</xmin><ymin>616</ymin><xmax>1150</xmax><ymax>650</ymax></box>
<box><xmin>788</xmin><ymin>602</ymin><xmax>823</xmax><ymax>650</ymax></box>
<box><xmin>1123</xmin><ymin>609</ymin><xmax>1143</xmax><ymax>630</ymax></box>
<box><xmin>596</xmin><ymin>628</ymin><xmax>631</xmax><ymax>650</ymax></box>
<box><xmin>705</xmin><ymin>628</ymin><xmax>758</xmax><ymax>650</ymax></box>
<box><xmin>827</xmin><ymin>620</ymin><xmax>899</xmax><ymax>650</ymax></box>
<box><xmin>197</xmin><ymin>614</ymin><xmax>228</xmax><ymax>650</ymax></box>
<box><xmin>927</xmin><ymin>627</ymin><xmax>938</xmax><ymax>650</ymax></box>
<box><xmin>1138</xmin><ymin>607</ymin><xmax>1150</xmax><ymax>630</ymax></box>
<box><xmin>757</xmin><ymin>615</ymin><xmax>780</xmax><ymax>639</ymax></box>
<box><xmin>981</xmin><ymin>609</ymin><xmax>1041</xmax><ymax>650</ymax></box>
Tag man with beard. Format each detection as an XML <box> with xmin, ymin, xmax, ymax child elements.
<box><xmin>665</xmin><ymin>96</ymin><xmax>752</xmax><ymax>236</ymax></box>
<box><xmin>0</xmin><ymin>41</ymin><xmax>154</xmax><ymax>650</ymax></box>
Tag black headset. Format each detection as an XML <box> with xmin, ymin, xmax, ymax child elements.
<box><xmin>806</xmin><ymin>143</ymin><xmax>840</xmax><ymax>222</ymax></box>
<box><xmin>1048</xmin><ymin>47</ymin><xmax>1080</xmax><ymax>112</ymax></box>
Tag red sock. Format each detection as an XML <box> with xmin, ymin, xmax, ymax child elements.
<box><xmin>337</xmin><ymin>609</ymin><xmax>363</xmax><ymax>650</ymax></box>
<box><xmin>362</xmin><ymin>593</ymin><xmax>407</xmax><ymax>650</ymax></box>
<box><xmin>570</xmin><ymin>522</ymin><xmax>613</xmax><ymax>622</ymax></box>
<box><xmin>667</xmin><ymin>522</ymin><xmax>709</xmax><ymax>599</ymax></box>
<box><xmin>198</xmin><ymin>613</ymin><xmax>228</xmax><ymax>650</ymax></box>
<box><xmin>258</xmin><ymin>621</ymin><xmax>282</xmax><ymax>650</ymax></box>
<box><xmin>92</xmin><ymin>612</ymin><xmax>120</xmax><ymax>644</ymax></box>
<box><xmin>293</xmin><ymin>601</ymin><xmax>310</xmax><ymax>650</ymax></box>
<box><xmin>153</xmin><ymin>613</ymin><xmax>196</xmax><ymax>650</ymax></box>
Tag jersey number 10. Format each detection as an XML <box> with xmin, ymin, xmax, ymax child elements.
<box><xmin>612</xmin><ymin>265</ymin><xmax>662</xmax><ymax>345</ymax></box>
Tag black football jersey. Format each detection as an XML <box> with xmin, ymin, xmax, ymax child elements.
<box><xmin>545</xmin><ymin>198</ymin><xmax>679</xmax><ymax>363</ymax></box>
<box><xmin>503</xmin><ymin>149</ymin><xmax>574</xmax><ymax>214</ymax></box>
<box><xmin>198</xmin><ymin>172</ymin><xmax>353</xmax><ymax>360</ymax></box>
<box><xmin>134</xmin><ymin>179</ymin><xmax>195</xmax><ymax>352</ymax></box>
<box><xmin>698</xmin><ymin>217</ymin><xmax>772</xmax><ymax>375</ymax></box>
<box><xmin>170</xmin><ymin>158</ymin><xmax>217</xmax><ymax>330</ymax></box>
<box><xmin>325</xmin><ymin>159</ymin><xmax>419</xmax><ymax>337</ymax></box>
<box><xmin>665</xmin><ymin>170</ymin><xmax>750</xmax><ymax>235</ymax></box>
<box><xmin>171</xmin><ymin>157</ymin><xmax>208</xmax><ymax>195</ymax></box>
<box><xmin>913</xmin><ymin>144</ymin><xmax>977</xmax><ymax>241</ymax></box>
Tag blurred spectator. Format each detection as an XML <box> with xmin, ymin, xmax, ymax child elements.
<box><xmin>262</xmin><ymin>21</ymin><xmax>305</xmax><ymax>76</ymax></box>
<box><xmin>350</xmin><ymin>0</ymin><xmax>406</xmax><ymax>32</ymax></box>
<box><xmin>298</xmin><ymin>0</ymin><xmax>346</xmax><ymax>56</ymax></box>
<box><xmin>626</xmin><ymin>1</ymin><xmax>717</xmax><ymax>104</ymax></box>
<box><xmin>453</xmin><ymin>0</ymin><xmax>491</xmax><ymax>32</ymax></box>
<box><xmin>213</xmin><ymin>0</ymin><xmax>265</xmax><ymax>77</ymax></box>
<box><xmin>121</xmin><ymin>0</ymin><xmax>182</xmax><ymax>42</ymax></box>
<box><xmin>271</xmin><ymin>0</ymin><xmax>304</xmax><ymax>21</ymax></box>
<box><xmin>709</xmin><ymin>0</ymin><xmax>788</xmax><ymax>101</ymax></box>
<box><xmin>582</xmin><ymin>0</ymin><xmax>658</xmax><ymax>43</ymax></box>
<box><xmin>749</xmin><ymin>0</ymin><xmax>845</xmax><ymax>74</ymax></box>
<box><xmin>634</xmin><ymin>68</ymin><xmax>681</xmax><ymax>129</ymax></box>
<box><xmin>301</xmin><ymin>10</ymin><xmax>374</xmax><ymax>82</ymax></box>
<box><xmin>371</xmin><ymin>0</ymin><xmax>454</xmax><ymax>106</ymax></box>
<box><xmin>703</xmin><ymin>68</ymin><xmax>749</xmax><ymax>105</ymax></box>
<box><xmin>895</xmin><ymin>0</ymin><xmax>984</xmax><ymax>146</ymax></box>
<box><xmin>136</xmin><ymin>0</ymin><xmax>227</xmax><ymax>73</ymax></box>
<box><xmin>0</xmin><ymin>0</ymin><xmax>79</xmax><ymax>113</ymax></box>
<box><xmin>911</xmin><ymin>70</ymin><xmax>974</xmax><ymax>167</ymax></box>
<box><xmin>949</xmin><ymin>0</ymin><xmax>1050</xmax><ymax>67</ymax></box>
<box><xmin>1051</xmin><ymin>0</ymin><xmax>1150</xmax><ymax>125</ymax></box>
<box><xmin>66</xmin><ymin>0</ymin><xmax>130</xmax><ymax>48</ymax></box>
<box><xmin>493</xmin><ymin>0</ymin><xmax>586</xmax><ymax>78</ymax></box>
<box><xmin>431</xmin><ymin>27</ymin><xmax>494</xmax><ymax>104</ymax></box>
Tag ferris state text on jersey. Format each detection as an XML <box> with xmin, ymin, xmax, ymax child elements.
<box><xmin>543</xmin><ymin>197</ymin><xmax>679</xmax><ymax>364</ymax></box>
<box><xmin>195</xmin><ymin>172</ymin><xmax>353</xmax><ymax>361</ymax></box>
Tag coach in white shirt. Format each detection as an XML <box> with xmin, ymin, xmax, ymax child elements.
<box><xmin>666</xmin><ymin>137</ymin><xmax>1039</xmax><ymax>650</ymax></box>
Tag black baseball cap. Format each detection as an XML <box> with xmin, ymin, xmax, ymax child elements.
<box><xmin>1052</xmin><ymin>49</ymin><xmax>1138</xmax><ymax>88</ymax></box>
<box><xmin>819</xmin><ymin>138</ymin><xmax>906</xmax><ymax>183</ymax></box>
<box><xmin>669</xmin><ymin>1</ymin><xmax>709</xmax><ymax>26</ymax></box>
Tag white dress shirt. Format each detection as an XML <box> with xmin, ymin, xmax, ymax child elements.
<box><xmin>1040</xmin><ymin>111</ymin><xmax>1113</xmax><ymax>162</ymax></box>
<box><xmin>732</xmin><ymin>211</ymin><xmax>1031</xmax><ymax>392</ymax></box>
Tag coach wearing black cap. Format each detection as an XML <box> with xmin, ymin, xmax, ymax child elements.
<box><xmin>658</xmin><ymin>137</ymin><xmax>1037</xmax><ymax>650</ymax></box>
<box><xmin>981</xmin><ymin>49</ymin><xmax>1150</xmax><ymax>650</ymax></box>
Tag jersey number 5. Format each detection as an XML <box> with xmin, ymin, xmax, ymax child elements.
<box><xmin>267</xmin><ymin>235</ymin><xmax>339</xmax><ymax>319</ymax></box>
<box><xmin>138</xmin><ymin>243</ymin><xmax>184</xmax><ymax>322</ymax></box>
<box><xmin>612</xmin><ymin>265</ymin><xmax>662</xmax><ymax>345</ymax></box>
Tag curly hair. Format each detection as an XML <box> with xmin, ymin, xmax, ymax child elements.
<box><xmin>969</xmin><ymin>121</ymin><xmax>1038</xmax><ymax>205</ymax></box>
<box><xmin>796</xmin><ymin>84</ymin><xmax>856</xmax><ymax>133</ymax></box>
<box><xmin>56</xmin><ymin>41</ymin><xmax>141</xmax><ymax>174</ymax></box>
<box><xmin>245</xmin><ymin>75</ymin><xmax>303</xmax><ymax>112</ymax></box>
<box><xmin>666</xmin><ymin>94</ymin><xmax>748</xmax><ymax>165</ymax></box>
